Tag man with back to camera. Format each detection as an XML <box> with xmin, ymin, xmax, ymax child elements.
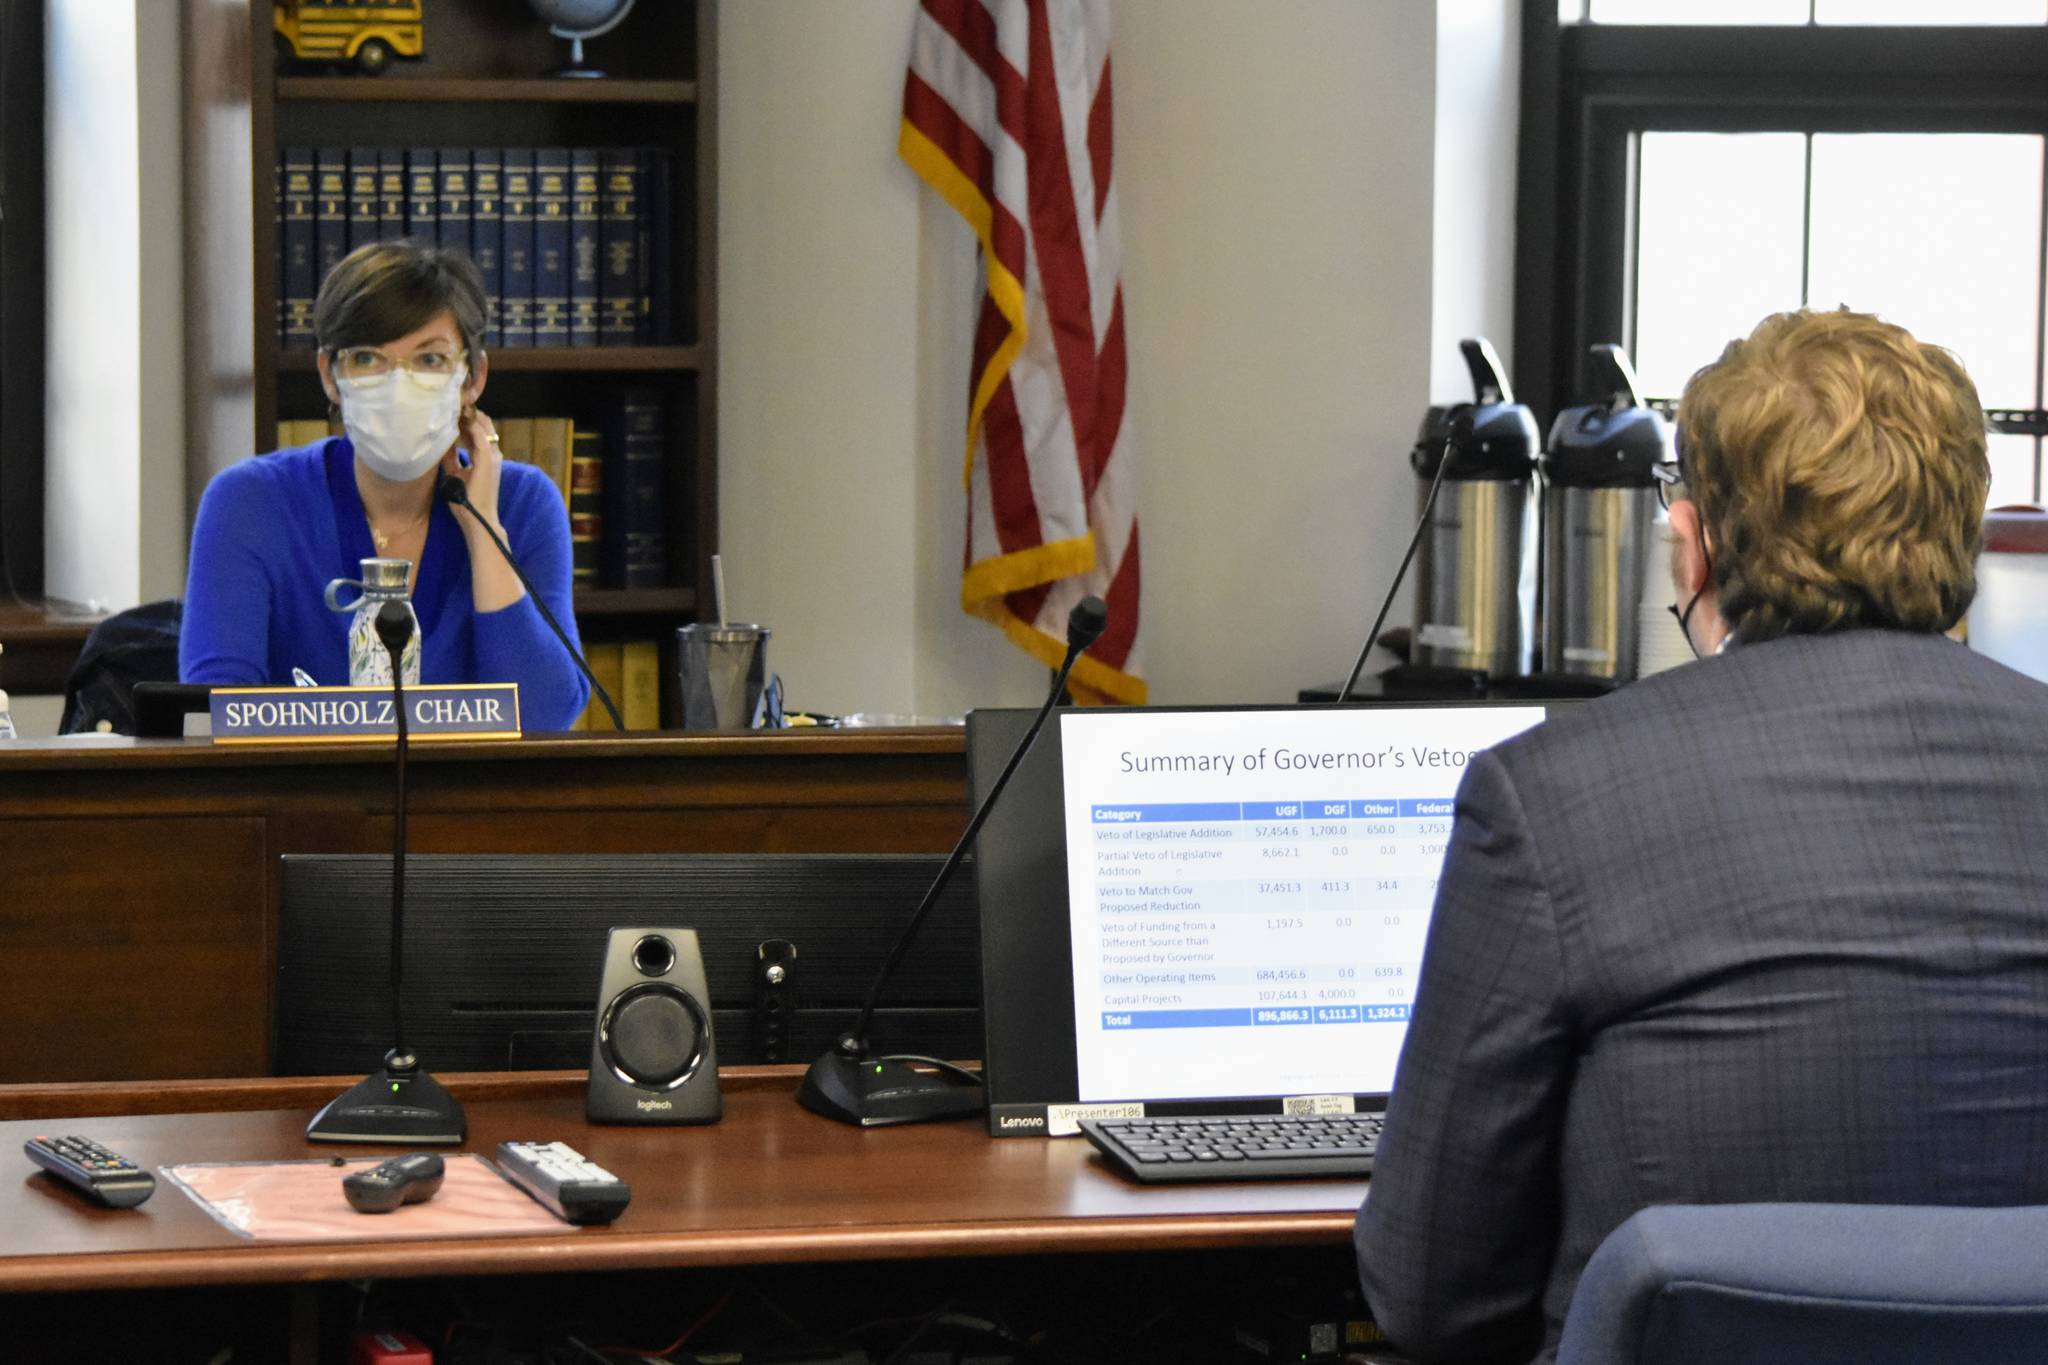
<box><xmin>1353</xmin><ymin>309</ymin><xmax>2048</xmax><ymax>1365</ymax></box>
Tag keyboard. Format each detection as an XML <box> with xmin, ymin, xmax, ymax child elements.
<box><xmin>1078</xmin><ymin>1112</ymin><xmax>1384</xmax><ymax>1184</ymax></box>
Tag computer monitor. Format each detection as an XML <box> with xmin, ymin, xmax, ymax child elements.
<box><xmin>275</xmin><ymin>853</ymin><xmax>978</xmax><ymax>1074</ymax></box>
<box><xmin>970</xmin><ymin>702</ymin><xmax>1556</xmax><ymax>1135</ymax></box>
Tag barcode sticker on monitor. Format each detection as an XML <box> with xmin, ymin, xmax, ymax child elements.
<box><xmin>1047</xmin><ymin>1102</ymin><xmax>1147</xmax><ymax>1137</ymax></box>
<box><xmin>1283</xmin><ymin>1094</ymin><xmax>1357</xmax><ymax>1115</ymax></box>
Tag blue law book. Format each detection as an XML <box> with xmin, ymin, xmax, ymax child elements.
<box><xmin>347</xmin><ymin>147</ymin><xmax>379</xmax><ymax>252</ymax></box>
<box><xmin>274</xmin><ymin>157</ymin><xmax>282</xmax><ymax>343</ymax></box>
<box><xmin>377</xmin><ymin>147</ymin><xmax>405</xmax><ymax>240</ymax></box>
<box><xmin>274</xmin><ymin>153</ymin><xmax>284</xmax><ymax>344</ymax></box>
<box><xmin>532</xmin><ymin>147</ymin><xmax>571</xmax><ymax>348</ymax></box>
<box><xmin>500</xmin><ymin>148</ymin><xmax>536</xmax><ymax>347</ymax></box>
<box><xmin>314</xmin><ymin>148</ymin><xmax>349</xmax><ymax>293</ymax></box>
<box><xmin>406</xmin><ymin>146</ymin><xmax>437</xmax><ymax>239</ymax></box>
<box><xmin>647</xmin><ymin>149</ymin><xmax>676</xmax><ymax>344</ymax></box>
<box><xmin>569</xmin><ymin>148</ymin><xmax>602</xmax><ymax>347</ymax></box>
<box><xmin>599</xmin><ymin>149</ymin><xmax>641</xmax><ymax>347</ymax></box>
<box><xmin>437</xmin><ymin>148</ymin><xmax>471</xmax><ymax>262</ymax></box>
<box><xmin>470</xmin><ymin>149</ymin><xmax>504</xmax><ymax>348</ymax></box>
<box><xmin>600</xmin><ymin>387</ymin><xmax>668</xmax><ymax>589</ymax></box>
<box><xmin>281</xmin><ymin>147</ymin><xmax>316</xmax><ymax>347</ymax></box>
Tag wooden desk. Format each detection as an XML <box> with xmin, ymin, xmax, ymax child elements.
<box><xmin>0</xmin><ymin>1070</ymin><xmax>1368</xmax><ymax>1359</ymax></box>
<box><xmin>0</xmin><ymin>731</ymin><xmax>969</xmax><ymax>1083</ymax></box>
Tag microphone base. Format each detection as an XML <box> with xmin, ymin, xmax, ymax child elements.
<box><xmin>306</xmin><ymin>1055</ymin><xmax>466</xmax><ymax>1145</ymax></box>
<box><xmin>797</xmin><ymin>1051</ymin><xmax>984</xmax><ymax>1127</ymax></box>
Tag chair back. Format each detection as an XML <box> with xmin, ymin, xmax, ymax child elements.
<box><xmin>59</xmin><ymin>599</ymin><xmax>182</xmax><ymax>734</ymax></box>
<box><xmin>1556</xmin><ymin>1203</ymin><xmax>2048</xmax><ymax>1365</ymax></box>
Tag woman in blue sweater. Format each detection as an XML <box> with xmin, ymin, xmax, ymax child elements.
<box><xmin>182</xmin><ymin>241</ymin><xmax>590</xmax><ymax>730</ymax></box>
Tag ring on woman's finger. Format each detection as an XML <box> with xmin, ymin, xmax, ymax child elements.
<box><xmin>486</xmin><ymin>432</ymin><xmax>501</xmax><ymax>445</ymax></box>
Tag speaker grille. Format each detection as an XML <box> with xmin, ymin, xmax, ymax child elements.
<box><xmin>602</xmin><ymin>984</ymin><xmax>704</xmax><ymax>1087</ymax></box>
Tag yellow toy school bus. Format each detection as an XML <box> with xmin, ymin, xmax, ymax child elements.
<box><xmin>274</xmin><ymin>0</ymin><xmax>425</xmax><ymax>76</ymax></box>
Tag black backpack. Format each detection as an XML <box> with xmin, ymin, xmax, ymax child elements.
<box><xmin>59</xmin><ymin>600</ymin><xmax>183</xmax><ymax>735</ymax></box>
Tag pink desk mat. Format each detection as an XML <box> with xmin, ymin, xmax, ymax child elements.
<box><xmin>162</xmin><ymin>1154</ymin><xmax>566</xmax><ymax>1242</ymax></box>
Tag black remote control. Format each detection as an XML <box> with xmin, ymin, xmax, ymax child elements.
<box><xmin>496</xmin><ymin>1141</ymin><xmax>631</xmax><ymax>1226</ymax></box>
<box><xmin>342</xmin><ymin>1152</ymin><xmax>446</xmax><ymax>1214</ymax></box>
<box><xmin>24</xmin><ymin>1135</ymin><xmax>155</xmax><ymax>1209</ymax></box>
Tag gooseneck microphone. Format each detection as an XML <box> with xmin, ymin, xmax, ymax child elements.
<box><xmin>382</xmin><ymin>602</ymin><xmax>412</xmax><ymax>1058</ymax></box>
<box><xmin>798</xmin><ymin>595</ymin><xmax>1111</xmax><ymax>1127</ymax></box>
<box><xmin>306</xmin><ymin>601</ymin><xmax>467</xmax><ymax>1144</ymax></box>
<box><xmin>437</xmin><ymin>473</ymin><xmax>623</xmax><ymax>731</ymax></box>
<box><xmin>1336</xmin><ymin>434</ymin><xmax>1455</xmax><ymax>704</ymax></box>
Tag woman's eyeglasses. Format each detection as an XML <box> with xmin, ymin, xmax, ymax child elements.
<box><xmin>329</xmin><ymin>346</ymin><xmax>468</xmax><ymax>385</ymax></box>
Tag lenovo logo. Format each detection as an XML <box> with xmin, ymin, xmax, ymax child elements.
<box><xmin>999</xmin><ymin>1114</ymin><xmax>1045</xmax><ymax>1129</ymax></box>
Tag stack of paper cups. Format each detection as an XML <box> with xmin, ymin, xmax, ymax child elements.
<box><xmin>1969</xmin><ymin>507</ymin><xmax>2048</xmax><ymax>683</ymax></box>
<box><xmin>1635</xmin><ymin>511</ymin><xmax>1693</xmax><ymax>679</ymax></box>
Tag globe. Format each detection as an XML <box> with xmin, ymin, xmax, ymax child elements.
<box><xmin>530</xmin><ymin>0</ymin><xmax>634</xmax><ymax>33</ymax></box>
<box><xmin>528</xmin><ymin>0</ymin><xmax>637</xmax><ymax>77</ymax></box>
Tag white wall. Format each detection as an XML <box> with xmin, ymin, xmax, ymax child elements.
<box><xmin>719</xmin><ymin>0</ymin><xmax>1050</xmax><ymax>722</ymax></box>
<box><xmin>44</xmin><ymin>0</ymin><xmax>186</xmax><ymax>615</ymax></box>
<box><xmin>1431</xmin><ymin>0</ymin><xmax>1522</xmax><ymax>403</ymax></box>
<box><xmin>1113</xmin><ymin>0</ymin><xmax>1437</xmax><ymax>702</ymax></box>
<box><xmin>722</xmin><ymin>1</ymin><xmax>1474</xmax><ymax>713</ymax></box>
<box><xmin>718</xmin><ymin>0</ymin><xmax>947</xmax><ymax>719</ymax></box>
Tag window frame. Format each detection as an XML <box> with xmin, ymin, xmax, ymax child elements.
<box><xmin>1515</xmin><ymin>8</ymin><xmax>2048</xmax><ymax>474</ymax></box>
<box><xmin>0</xmin><ymin>0</ymin><xmax>46</xmax><ymax>597</ymax></box>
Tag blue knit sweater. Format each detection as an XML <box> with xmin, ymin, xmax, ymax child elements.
<box><xmin>180</xmin><ymin>438</ymin><xmax>590</xmax><ymax>731</ymax></box>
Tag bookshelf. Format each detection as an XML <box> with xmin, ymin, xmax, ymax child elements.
<box><xmin>191</xmin><ymin>0</ymin><xmax>716</xmax><ymax>726</ymax></box>
<box><xmin>274</xmin><ymin>77</ymin><xmax>698</xmax><ymax>104</ymax></box>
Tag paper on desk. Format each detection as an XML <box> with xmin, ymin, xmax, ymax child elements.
<box><xmin>162</xmin><ymin>1153</ymin><xmax>566</xmax><ymax>1242</ymax></box>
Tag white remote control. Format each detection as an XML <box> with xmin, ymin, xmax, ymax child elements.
<box><xmin>495</xmin><ymin>1140</ymin><xmax>631</xmax><ymax>1226</ymax></box>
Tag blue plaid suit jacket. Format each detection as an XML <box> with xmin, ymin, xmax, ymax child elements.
<box><xmin>1355</xmin><ymin>628</ymin><xmax>2048</xmax><ymax>1365</ymax></box>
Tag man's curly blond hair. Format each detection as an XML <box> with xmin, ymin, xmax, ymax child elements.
<box><xmin>1677</xmin><ymin>309</ymin><xmax>1990</xmax><ymax>643</ymax></box>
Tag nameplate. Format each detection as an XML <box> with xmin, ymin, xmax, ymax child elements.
<box><xmin>209</xmin><ymin>684</ymin><xmax>522</xmax><ymax>744</ymax></box>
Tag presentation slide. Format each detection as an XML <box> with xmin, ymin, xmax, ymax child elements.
<box><xmin>1059</xmin><ymin>706</ymin><xmax>1544</xmax><ymax>1104</ymax></box>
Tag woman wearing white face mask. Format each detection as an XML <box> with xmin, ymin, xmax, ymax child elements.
<box><xmin>180</xmin><ymin>240</ymin><xmax>591</xmax><ymax>730</ymax></box>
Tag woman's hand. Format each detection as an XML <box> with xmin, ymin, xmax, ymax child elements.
<box><xmin>443</xmin><ymin>403</ymin><xmax>505</xmax><ymax>534</ymax></box>
<box><xmin>448</xmin><ymin>404</ymin><xmax>525</xmax><ymax>612</ymax></box>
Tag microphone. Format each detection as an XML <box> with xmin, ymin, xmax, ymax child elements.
<box><xmin>375</xmin><ymin>601</ymin><xmax>415</xmax><ymax>1059</ymax></box>
<box><xmin>1335</xmin><ymin>433</ymin><xmax>1455</xmax><ymax>703</ymax></box>
<box><xmin>307</xmin><ymin>600</ymin><xmax>466</xmax><ymax>1143</ymax></box>
<box><xmin>437</xmin><ymin>473</ymin><xmax>624</xmax><ymax>731</ymax></box>
<box><xmin>797</xmin><ymin>594</ymin><xmax>1110</xmax><ymax>1126</ymax></box>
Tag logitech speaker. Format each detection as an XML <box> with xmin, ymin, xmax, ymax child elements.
<box><xmin>586</xmin><ymin>928</ymin><xmax>723</xmax><ymax>1125</ymax></box>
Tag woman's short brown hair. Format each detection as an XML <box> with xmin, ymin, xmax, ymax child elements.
<box><xmin>312</xmin><ymin>239</ymin><xmax>486</xmax><ymax>358</ymax></box>
<box><xmin>1677</xmin><ymin>308</ymin><xmax>1989</xmax><ymax>642</ymax></box>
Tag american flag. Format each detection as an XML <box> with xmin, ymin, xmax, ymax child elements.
<box><xmin>902</xmin><ymin>0</ymin><xmax>1145</xmax><ymax>704</ymax></box>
